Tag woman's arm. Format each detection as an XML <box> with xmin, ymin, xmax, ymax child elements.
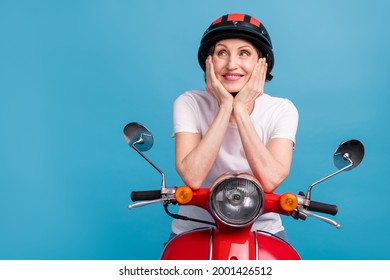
<box><xmin>233</xmin><ymin>58</ymin><xmax>294</xmax><ymax>193</ymax></box>
<box><xmin>234</xmin><ymin>106</ymin><xmax>294</xmax><ymax>193</ymax></box>
<box><xmin>175</xmin><ymin>56</ymin><xmax>233</xmax><ymax>190</ymax></box>
<box><xmin>175</xmin><ymin>103</ymin><xmax>231</xmax><ymax>190</ymax></box>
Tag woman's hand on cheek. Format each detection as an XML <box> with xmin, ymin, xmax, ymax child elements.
<box><xmin>205</xmin><ymin>56</ymin><xmax>233</xmax><ymax>106</ymax></box>
<box><xmin>235</xmin><ymin>58</ymin><xmax>267</xmax><ymax>110</ymax></box>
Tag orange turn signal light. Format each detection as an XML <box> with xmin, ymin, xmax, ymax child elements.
<box><xmin>175</xmin><ymin>186</ymin><xmax>193</xmax><ymax>204</ymax></box>
<box><xmin>280</xmin><ymin>192</ymin><xmax>298</xmax><ymax>212</ymax></box>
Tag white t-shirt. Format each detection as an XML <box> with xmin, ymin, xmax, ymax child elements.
<box><xmin>172</xmin><ymin>90</ymin><xmax>299</xmax><ymax>234</ymax></box>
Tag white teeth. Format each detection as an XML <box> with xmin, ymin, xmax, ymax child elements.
<box><xmin>224</xmin><ymin>74</ymin><xmax>242</xmax><ymax>80</ymax></box>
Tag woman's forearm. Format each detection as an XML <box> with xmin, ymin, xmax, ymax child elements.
<box><xmin>233</xmin><ymin>105</ymin><xmax>293</xmax><ymax>193</ymax></box>
<box><xmin>175</xmin><ymin>103</ymin><xmax>232</xmax><ymax>189</ymax></box>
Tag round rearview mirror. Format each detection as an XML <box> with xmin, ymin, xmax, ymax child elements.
<box><xmin>333</xmin><ymin>139</ymin><xmax>364</xmax><ymax>170</ymax></box>
<box><xmin>123</xmin><ymin>122</ymin><xmax>154</xmax><ymax>152</ymax></box>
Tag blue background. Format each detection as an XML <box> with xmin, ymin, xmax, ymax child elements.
<box><xmin>0</xmin><ymin>0</ymin><xmax>389</xmax><ymax>260</ymax></box>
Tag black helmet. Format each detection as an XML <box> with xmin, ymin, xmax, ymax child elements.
<box><xmin>198</xmin><ymin>13</ymin><xmax>274</xmax><ymax>81</ymax></box>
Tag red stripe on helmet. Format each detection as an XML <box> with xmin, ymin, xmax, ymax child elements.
<box><xmin>212</xmin><ymin>17</ymin><xmax>223</xmax><ymax>25</ymax></box>
<box><xmin>250</xmin><ymin>17</ymin><xmax>261</xmax><ymax>27</ymax></box>
<box><xmin>227</xmin><ymin>13</ymin><xmax>245</xmax><ymax>22</ymax></box>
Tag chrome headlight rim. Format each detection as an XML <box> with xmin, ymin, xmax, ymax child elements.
<box><xmin>209</xmin><ymin>173</ymin><xmax>264</xmax><ymax>228</ymax></box>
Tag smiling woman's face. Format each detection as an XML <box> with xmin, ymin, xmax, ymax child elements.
<box><xmin>211</xmin><ymin>38</ymin><xmax>260</xmax><ymax>93</ymax></box>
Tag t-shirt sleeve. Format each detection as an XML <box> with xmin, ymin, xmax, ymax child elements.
<box><xmin>271</xmin><ymin>99</ymin><xmax>299</xmax><ymax>145</ymax></box>
<box><xmin>173</xmin><ymin>92</ymin><xmax>200</xmax><ymax>135</ymax></box>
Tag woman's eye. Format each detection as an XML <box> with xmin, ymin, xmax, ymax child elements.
<box><xmin>217</xmin><ymin>50</ymin><xmax>227</xmax><ymax>56</ymax></box>
<box><xmin>240</xmin><ymin>50</ymin><xmax>250</xmax><ymax>56</ymax></box>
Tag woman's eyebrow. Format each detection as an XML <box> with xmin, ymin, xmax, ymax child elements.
<box><xmin>215</xmin><ymin>43</ymin><xmax>253</xmax><ymax>49</ymax></box>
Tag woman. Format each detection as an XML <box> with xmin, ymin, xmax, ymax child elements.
<box><xmin>171</xmin><ymin>14</ymin><xmax>298</xmax><ymax>241</ymax></box>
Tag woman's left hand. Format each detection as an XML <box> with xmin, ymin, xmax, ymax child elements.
<box><xmin>234</xmin><ymin>57</ymin><xmax>267</xmax><ymax>113</ymax></box>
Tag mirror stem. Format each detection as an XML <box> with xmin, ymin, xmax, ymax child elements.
<box><xmin>132</xmin><ymin>138</ymin><xmax>166</xmax><ymax>190</ymax></box>
<box><xmin>305</xmin><ymin>153</ymin><xmax>353</xmax><ymax>200</ymax></box>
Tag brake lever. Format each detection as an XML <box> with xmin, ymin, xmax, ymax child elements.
<box><xmin>305</xmin><ymin>210</ymin><xmax>341</xmax><ymax>229</ymax></box>
<box><xmin>128</xmin><ymin>198</ymin><xmax>168</xmax><ymax>210</ymax></box>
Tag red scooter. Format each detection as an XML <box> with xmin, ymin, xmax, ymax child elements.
<box><xmin>124</xmin><ymin>122</ymin><xmax>364</xmax><ymax>260</ymax></box>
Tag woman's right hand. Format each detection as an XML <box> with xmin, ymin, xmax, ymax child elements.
<box><xmin>205</xmin><ymin>56</ymin><xmax>233</xmax><ymax>107</ymax></box>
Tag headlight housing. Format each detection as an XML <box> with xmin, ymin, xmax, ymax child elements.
<box><xmin>210</xmin><ymin>173</ymin><xmax>264</xmax><ymax>227</ymax></box>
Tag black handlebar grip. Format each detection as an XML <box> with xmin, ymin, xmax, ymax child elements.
<box><xmin>131</xmin><ymin>190</ymin><xmax>162</xmax><ymax>202</ymax></box>
<box><xmin>308</xmin><ymin>201</ymin><xmax>338</xmax><ymax>216</ymax></box>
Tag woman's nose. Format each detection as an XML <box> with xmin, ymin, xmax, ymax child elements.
<box><xmin>226</xmin><ymin>55</ymin><xmax>238</xmax><ymax>69</ymax></box>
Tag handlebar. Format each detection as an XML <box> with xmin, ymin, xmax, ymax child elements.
<box><xmin>130</xmin><ymin>190</ymin><xmax>338</xmax><ymax>215</ymax></box>
<box><xmin>131</xmin><ymin>190</ymin><xmax>162</xmax><ymax>201</ymax></box>
<box><xmin>308</xmin><ymin>200</ymin><xmax>338</xmax><ymax>216</ymax></box>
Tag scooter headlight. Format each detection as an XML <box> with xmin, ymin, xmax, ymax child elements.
<box><xmin>210</xmin><ymin>173</ymin><xmax>264</xmax><ymax>227</ymax></box>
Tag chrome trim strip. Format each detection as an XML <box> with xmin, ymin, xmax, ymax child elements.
<box><xmin>254</xmin><ymin>231</ymin><xmax>259</xmax><ymax>260</ymax></box>
<box><xmin>208</xmin><ymin>228</ymin><xmax>214</xmax><ymax>260</ymax></box>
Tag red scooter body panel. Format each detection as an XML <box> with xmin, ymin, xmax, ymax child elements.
<box><xmin>161</xmin><ymin>228</ymin><xmax>300</xmax><ymax>260</ymax></box>
<box><xmin>161</xmin><ymin>228</ymin><xmax>212</xmax><ymax>260</ymax></box>
<box><xmin>256</xmin><ymin>231</ymin><xmax>300</xmax><ymax>260</ymax></box>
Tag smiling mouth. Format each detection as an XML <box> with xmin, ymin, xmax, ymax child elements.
<box><xmin>223</xmin><ymin>74</ymin><xmax>243</xmax><ymax>81</ymax></box>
